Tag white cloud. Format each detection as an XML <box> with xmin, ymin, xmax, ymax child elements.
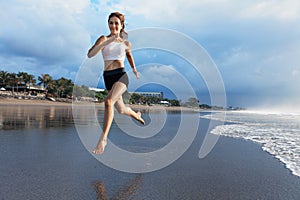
<box><xmin>113</xmin><ymin>0</ymin><xmax>300</xmax><ymax>29</ymax></box>
<box><xmin>134</xmin><ymin>65</ymin><xmax>182</xmax><ymax>87</ymax></box>
<box><xmin>219</xmin><ymin>47</ymin><xmax>251</xmax><ymax>67</ymax></box>
<box><xmin>127</xmin><ymin>64</ymin><xmax>197</xmax><ymax>101</ymax></box>
<box><xmin>292</xmin><ymin>69</ymin><xmax>299</xmax><ymax>77</ymax></box>
<box><xmin>0</xmin><ymin>0</ymin><xmax>91</xmax><ymax>79</ymax></box>
<box><xmin>239</xmin><ymin>1</ymin><xmax>300</xmax><ymax>21</ymax></box>
<box><xmin>1</xmin><ymin>0</ymin><xmax>300</xmax><ymax>107</ymax></box>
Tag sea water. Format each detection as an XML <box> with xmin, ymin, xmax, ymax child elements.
<box><xmin>201</xmin><ymin>110</ymin><xmax>300</xmax><ymax>177</ymax></box>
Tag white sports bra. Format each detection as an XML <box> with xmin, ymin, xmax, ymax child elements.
<box><xmin>102</xmin><ymin>41</ymin><xmax>127</xmax><ymax>61</ymax></box>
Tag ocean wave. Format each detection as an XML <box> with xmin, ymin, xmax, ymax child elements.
<box><xmin>203</xmin><ymin>111</ymin><xmax>300</xmax><ymax>177</ymax></box>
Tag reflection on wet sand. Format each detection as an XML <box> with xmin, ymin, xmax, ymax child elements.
<box><xmin>0</xmin><ymin>105</ymin><xmax>74</xmax><ymax>130</ymax></box>
<box><xmin>93</xmin><ymin>175</ymin><xmax>142</xmax><ymax>200</ymax></box>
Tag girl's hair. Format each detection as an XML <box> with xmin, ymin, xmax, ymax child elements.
<box><xmin>108</xmin><ymin>12</ymin><xmax>128</xmax><ymax>39</ymax></box>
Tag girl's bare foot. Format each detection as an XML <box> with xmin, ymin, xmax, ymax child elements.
<box><xmin>136</xmin><ymin>112</ymin><xmax>145</xmax><ymax>125</ymax></box>
<box><xmin>92</xmin><ymin>139</ymin><xmax>107</xmax><ymax>154</ymax></box>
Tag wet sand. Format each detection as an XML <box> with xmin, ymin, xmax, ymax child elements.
<box><xmin>0</xmin><ymin>97</ymin><xmax>73</xmax><ymax>106</ymax></box>
<box><xmin>0</xmin><ymin>104</ymin><xmax>299</xmax><ymax>199</ymax></box>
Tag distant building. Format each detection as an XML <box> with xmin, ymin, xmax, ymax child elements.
<box><xmin>2</xmin><ymin>85</ymin><xmax>46</xmax><ymax>93</ymax></box>
<box><xmin>129</xmin><ymin>91</ymin><xmax>163</xmax><ymax>100</ymax></box>
<box><xmin>89</xmin><ymin>87</ymin><xmax>105</xmax><ymax>92</ymax></box>
<box><xmin>0</xmin><ymin>85</ymin><xmax>46</xmax><ymax>99</ymax></box>
<box><xmin>159</xmin><ymin>100</ymin><xmax>170</xmax><ymax>106</ymax></box>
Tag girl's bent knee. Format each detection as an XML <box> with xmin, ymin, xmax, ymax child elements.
<box><xmin>105</xmin><ymin>98</ymin><xmax>113</xmax><ymax>107</ymax></box>
<box><xmin>116</xmin><ymin>106</ymin><xmax>129</xmax><ymax>115</ymax></box>
<box><xmin>117</xmin><ymin>108</ymin><xmax>125</xmax><ymax>114</ymax></box>
<box><xmin>116</xmin><ymin>105</ymin><xmax>125</xmax><ymax>114</ymax></box>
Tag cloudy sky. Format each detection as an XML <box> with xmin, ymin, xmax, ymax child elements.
<box><xmin>1</xmin><ymin>0</ymin><xmax>300</xmax><ymax>109</ymax></box>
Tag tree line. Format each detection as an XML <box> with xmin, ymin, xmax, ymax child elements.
<box><xmin>0</xmin><ymin>70</ymin><xmax>75</xmax><ymax>98</ymax></box>
<box><xmin>0</xmin><ymin>70</ymin><xmax>182</xmax><ymax>106</ymax></box>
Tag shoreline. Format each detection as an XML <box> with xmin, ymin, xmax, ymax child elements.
<box><xmin>0</xmin><ymin>97</ymin><xmax>205</xmax><ymax>112</ymax></box>
<box><xmin>0</xmin><ymin>97</ymin><xmax>73</xmax><ymax>106</ymax></box>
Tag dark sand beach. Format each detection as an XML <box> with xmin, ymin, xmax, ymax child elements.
<box><xmin>0</xmin><ymin>102</ymin><xmax>300</xmax><ymax>199</ymax></box>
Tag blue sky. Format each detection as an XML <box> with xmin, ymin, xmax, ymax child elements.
<box><xmin>1</xmin><ymin>0</ymin><xmax>300</xmax><ymax>110</ymax></box>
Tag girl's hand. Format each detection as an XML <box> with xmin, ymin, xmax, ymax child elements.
<box><xmin>112</xmin><ymin>33</ymin><xmax>123</xmax><ymax>42</ymax></box>
<box><xmin>108</xmin><ymin>34</ymin><xmax>118</xmax><ymax>41</ymax></box>
<box><xmin>133</xmin><ymin>70</ymin><xmax>140</xmax><ymax>79</ymax></box>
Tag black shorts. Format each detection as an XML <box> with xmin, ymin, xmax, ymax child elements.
<box><xmin>103</xmin><ymin>68</ymin><xmax>129</xmax><ymax>90</ymax></box>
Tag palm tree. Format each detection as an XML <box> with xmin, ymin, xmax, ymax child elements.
<box><xmin>38</xmin><ymin>74</ymin><xmax>52</xmax><ymax>88</ymax></box>
<box><xmin>7</xmin><ymin>73</ymin><xmax>17</xmax><ymax>93</ymax></box>
<box><xmin>38</xmin><ymin>74</ymin><xmax>54</xmax><ymax>96</ymax></box>
<box><xmin>28</xmin><ymin>74</ymin><xmax>36</xmax><ymax>87</ymax></box>
<box><xmin>55</xmin><ymin>77</ymin><xmax>74</xmax><ymax>98</ymax></box>
<box><xmin>0</xmin><ymin>70</ymin><xmax>9</xmax><ymax>86</ymax></box>
<box><xmin>16</xmin><ymin>72</ymin><xmax>25</xmax><ymax>92</ymax></box>
<box><xmin>17</xmin><ymin>72</ymin><xmax>36</xmax><ymax>87</ymax></box>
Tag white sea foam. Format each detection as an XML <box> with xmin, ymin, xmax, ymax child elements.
<box><xmin>201</xmin><ymin>111</ymin><xmax>300</xmax><ymax>177</ymax></box>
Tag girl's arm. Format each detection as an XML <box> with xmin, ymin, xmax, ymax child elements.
<box><xmin>125</xmin><ymin>41</ymin><xmax>139</xmax><ymax>79</ymax></box>
<box><xmin>87</xmin><ymin>35</ymin><xmax>117</xmax><ymax>58</ymax></box>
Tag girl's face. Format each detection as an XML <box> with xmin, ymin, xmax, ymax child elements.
<box><xmin>108</xmin><ymin>16</ymin><xmax>122</xmax><ymax>35</ymax></box>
